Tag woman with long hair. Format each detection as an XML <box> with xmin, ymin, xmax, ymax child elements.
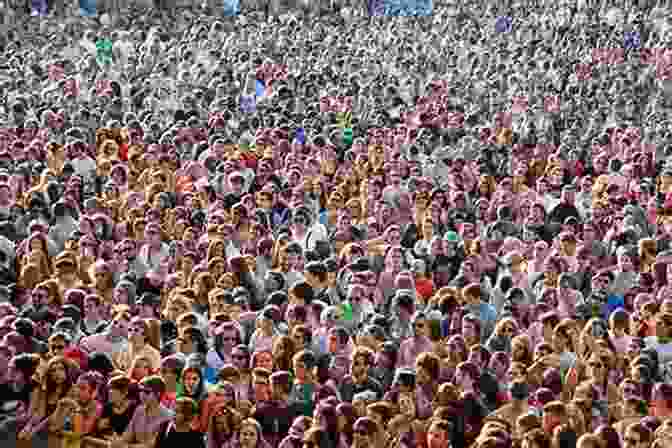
<box><xmin>18</xmin><ymin>356</ymin><xmax>75</xmax><ymax>444</ymax></box>
<box><xmin>207</xmin><ymin>402</ymin><xmax>241</xmax><ymax>448</ymax></box>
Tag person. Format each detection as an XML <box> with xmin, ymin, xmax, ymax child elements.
<box><xmin>112</xmin><ymin>375</ymin><xmax>174</xmax><ymax>448</ymax></box>
<box><xmin>0</xmin><ymin>3</ymin><xmax>671</xmax><ymax>448</ymax></box>
<box><xmin>93</xmin><ymin>376</ymin><xmax>137</xmax><ymax>440</ymax></box>
<box><xmin>154</xmin><ymin>397</ymin><xmax>205</xmax><ymax>448</ymax></box>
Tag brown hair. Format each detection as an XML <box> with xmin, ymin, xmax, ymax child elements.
<box><xmin>272</xmin><ymin>335</ymin><xmax>295</xmax><ymax>372</ymax></box>
<box><xmin>522</xmin><ymin>428</ymin><xmax>550</xmax><ymax>448</ymax></box>
<box><xmin>108</xmin><ymin>375</ymin><xmax>132</xmax><ymax>394</ymax></box>
<box><xmin>415</xmin><ymin>352</ymin><xmax>441</xmax><ymax>380</ymax></box>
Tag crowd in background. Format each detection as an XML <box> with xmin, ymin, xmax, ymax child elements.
<box><xmin>0</xmin><ymin>1</ymin><xmax>672</xmax><ymax>448</ymax></box>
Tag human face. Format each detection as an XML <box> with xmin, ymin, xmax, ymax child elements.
<box><xmin>220</xmin><ymin>329</ymin><xmax>237</xmax><ymax>351</ymax></box>
<box><xmin>183</xmin><ymin>370</ymin><xmax>200</xmax><ymax>395</ymax></box>
<box><xmin>623</xmin><ymin>429</ymin><xmax>646</xmax><ymax>448</ymax></box>
<box><xmin>351</xmin><ymin>355</ymin><xmax>368</xmax><ymax>379</ymax></box>
<box><xmin>352</xmin><ymin>428</ymin><xmax>372</xmax><ymax>448</ymax></box>
<box><xmin>128</xmin><ymin>321</ymin><xmax>145</xmax><ymax>342</ymax></box>
<box><xmin>254</xmin><ymin>352</ymin><xmax>273</xmax><ymax>371</ymax></box>
<box><xmin>232</xmin><ymin>350</ymin><xmax>249</xmax><ymax>370</ymax></box>
<box><xmin>110</xmin><ymin>315</ymin><xmax>130</xmax><ymax>338</ymax></box>
<box><xmin>50</xmin><ymin>338</ymin><xmax>67</xmax><ymax>356</ymax></box>
<box><xmin>239</xmin><ymin>423</ymin><xmax>259</xmax><ymax>448</ymax></box>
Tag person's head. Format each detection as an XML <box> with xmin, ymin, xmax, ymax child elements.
<box><xmin>352</xmin><ymin>416</ymin><xmax>378</xmax><ymax>448</ymax></box>
<box><xmin>351</xmin><ymin>346</ymin><xmax>374</xmax><ymax>380</ymax></box>
<box><xmin>182</xmin><ymin>364</ymin><xmax>204</xmax><ymax>397</ymax></box>
<box><xmin>177</xmin><ymin>326</ymin><xmax>207</xmax><ymax>355</ymax></box>
<box><xmin>623</xmin><ymin>422</ymin><xmax>652</xmax><ymax>448</ymax></box>
<box><xmin>48</xmin><ymin>333</ymin><xmax>70</xmax><ymax>357</ymax></box>
<box><xmin>239</xmin><ymin>418</ymin><xmax>262</xmax><ymax>448</ymax></box>
<box><xmin>293</xmin><ymin>350</ymin><xmax>317</xmax><ymax>382</ymax></box>
<box><xmin>8</xmin><ymin>353</ymin><xmax>41</xmax><ymax>391</ymax></box>
<box><xmin>76</xmin><ymin>371</ymin><xmax>103</xmax><ymax>404</ymax></box>
<box><xmin>427</xmin><ymin>419</ymin><xmax>452</xmax><ymax>448</ymax></box>
<box><xmin>302</xmin><ymin>426</ymin><xmax>330</xmax><ymax>448</ymax></box>
<box><xmin>252</xmin><ymin>350</ymin><xmax>273</xmax><ymax>371</ymax></box>
<box><xmin>107</xmin><ymin>375</ymin><xmax>131</xmax><ymax>405</ymax></box>
<box><xmin>160</xmin><ymin>355</ymin><xmax>185</xmax><ymax>387</ymax></box>
<box><xmin>109</xmin><ymin>307</ymin><xmax>131</xmax><ymax>338</ymax></box>
<box><xmin>520</xmin><ymin>428</ymin><xmax>550</xmax><ymax>448</ymax></box>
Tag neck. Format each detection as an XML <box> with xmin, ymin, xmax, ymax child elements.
<box><xmin>174</xmin><ymin>421</ymin><xmax>191</xmax><ymax>432</ymax></box>
<box><xmin>132</xmin><ymin>340</ymin><xmax>145</xmax><ymax>350</ymax></box>
<box><xmin>511</xmin><ymin>399</ymin><xmax>527</xmax><ymax>410</ymax></box>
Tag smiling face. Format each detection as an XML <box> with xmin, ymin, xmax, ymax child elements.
<box><xmin>183</xmin><ymin>370</ymin><xmax>200</xmax><ymax>395</ymax></box>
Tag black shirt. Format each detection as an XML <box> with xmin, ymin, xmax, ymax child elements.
<box><xmin>155</xmin><ymin>422</ymin><xmax>205</xmax><ymax>448</ymax></box>
<box><xmin>99</xmin><ymin>401</ymin><xmax>137</xmax><ymax>436</ymax></box>
<box><xmin>338</xmin><ymin>375</ymin><xmax>383</xmax><ymax>403</ymax></box>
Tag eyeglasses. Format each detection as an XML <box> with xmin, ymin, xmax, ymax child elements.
<box><xmin>501</xmin><ymin>327</ymin><xmax>515</xmax><ymax>334</ymax></box>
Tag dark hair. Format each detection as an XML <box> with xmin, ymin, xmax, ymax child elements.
<box><xmin>289</xmin><ymin>281</ymin><xmax>315</xmax><ymax>305</ymax></box>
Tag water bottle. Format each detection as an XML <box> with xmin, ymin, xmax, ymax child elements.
<box><xmin>63</xmin><ymin>415</ymin><xmax>73</xmax><ymax>432</ymax></box>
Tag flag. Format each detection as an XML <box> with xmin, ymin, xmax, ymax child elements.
<box><xmin>624</xmin><ymin>31</ymin><xmax>641</xmax><ymax>50</ymax></box>
<box><xmin>240</xmin><ymin>95</ymin><xmax>256</xmax><ymax>113</ymax></box>
<box><xmin>255</xmin><ymin>79</ymin><xmax>265</xmax><ymax>98</ymax></box>
<box><xmin>444</xmin><ymin>112</ymin><xmax>464</xmax><ymax>128</ymax></box>
<box><xmin>336</xmin><ymin>111</ymin><xmax>352</xmax><ymax>129</ymax></box>
<box><xmin>575</xmin><ymin>63</ymin><xmax>592</xmax><ymax>81</ymax></box>
<box><xmin>79</xmin><ymin>0</ymin><xmax>97</xmax><ymax>16</ymax></box>
<box><xmin>222</xmin><ymin>0</ymin><xmax>240</xmax><ymax>16</ymax></box>
<box><xmin>319</xmin><ymin>96</ymin><xmax>331</xmax><ymax>113</ymax></box>
<box><xmin>295</xmin><ymin>128</ymin><xmax>305</xmax><ymax>145</ymax></box>
<box><xmin>544</xmin><ymin>95</ymin><xmax>560</xmax><ymax>113</ymax></box>
<box><xmin>96</xmin><ymin>79</ymin><xmax>112</xmax><ymax>97</ymax></box>
<box><xmin>343</xmin><ymin>128</ymin><xmax>353</xmax><ymax>146</ymax></box>
<box><xmin>511</xmin><ymin>95</ymin><xmax>528</xmax><ymax>114</ymax></box>
<box><xmin>64</xmin><ymin>78</ymin><xmax>80</xmax><ymax>98</ymax></box>
<box><xmin>48</xmin><ymin>64</ymin><xmax>64</xmax><ymax>82</ymax></box>
<box><xmin>95</xmin><ymin>39</ymin><xmax>113</xmax><ymax>67</ymax></box>
<box><xmin>495</xmin><ymin>16</ymin><xmax>512</xmax><ymax>33</ymax></box>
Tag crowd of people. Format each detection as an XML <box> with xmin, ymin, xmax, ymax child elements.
<box><xmin>0</xmin><ymin>1</ymin><xmax>672</xmax><ymax>448</ymax></box>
